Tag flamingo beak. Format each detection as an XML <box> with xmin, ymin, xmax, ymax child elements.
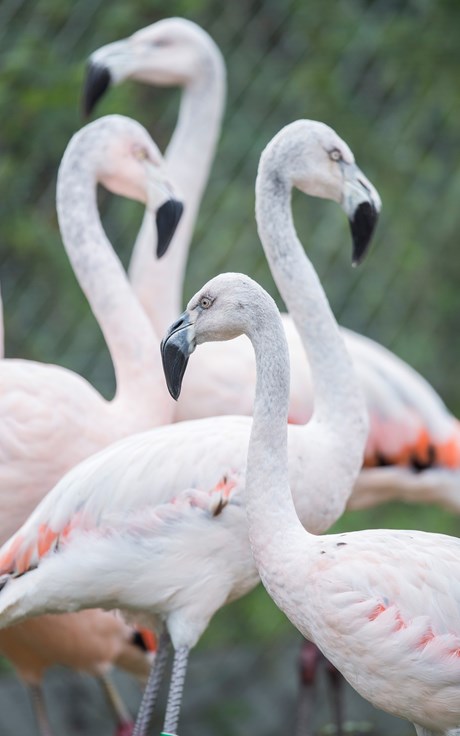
<box><xmin>161</xmin><ymin>312</ymin><xmax>196</xmax><ymax>400</ymax></box>
<box><xmin>341</xmin><ymin>163</ymin><xmax>381</xmax><ymax>265</ymax></box>
<box><xmin>82</xmin><ymin>62</ymin><xmax>112</xmax><ymax>117</ymax></box>
<box><xmin>143</xmin><ymin>161</ymin><xmax>184</xmax><ymax>259</ymax></box>
<box><xmin>156</xmin><ymin>199</ymin><xmax>184</xmax><ymax>258</ymax></box>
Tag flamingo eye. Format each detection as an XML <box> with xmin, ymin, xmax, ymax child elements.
<box><xmin>329</xmin><ymin>148</ymin><xmax>342</xmax><ymax>162</ymax></box>
<box><xmin>199</xmin><ymin>296</ymin><xmax>213</xmax><ymax>310</ymax></box>
<box><xmin>133</xmin><ymin>145</ymin><xmax>148</xmax><ymax>161</ymax></box>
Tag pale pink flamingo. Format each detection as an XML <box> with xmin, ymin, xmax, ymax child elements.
<box><xmin>0</xmin><ymin>120</ymin><xmax>379</xmax><ymax>736</ymax></box>
<box><xmin>0</xmin><ymin>114</ymin><xmax>182</xmax><ymax>734</ymax></box>
<box><xmin>84</xmin><ymin>18</ymin><xmax>460</xmax><ymax>515</ymax></box>
<box><xmin>172</xmin><ymin>272</ymin><xmax>460</xmax><ymax>736</ymax></box>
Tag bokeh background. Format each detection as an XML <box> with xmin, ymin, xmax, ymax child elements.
<box><xmin>1</xmin><ymin>0</ymin><xmax>460</xmax><ymax>733</ymax></box>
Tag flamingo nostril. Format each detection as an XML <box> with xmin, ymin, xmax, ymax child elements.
<box><xmin>170</xmin><ymin>315</ymin><xmax>187</xmax><ymax>332</ymax></box>
<box><xmin>357</xmin><ymin>177</ymin><xmax>371</xmax><ymax>195</ymax></box>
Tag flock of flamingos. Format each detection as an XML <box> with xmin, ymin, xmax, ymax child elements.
<box><xmin>1</xmin><ymin>15</ymin><xmax>460</xmax><ymax>736</ymax></box>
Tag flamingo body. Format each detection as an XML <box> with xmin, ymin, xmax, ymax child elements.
<box><xmin>0</xmin><ymin>467</ymin><xmax>255</xmax><ymax>648</ymax></box>
<box><xmin>0</xmin><ymin>611</ymin><xmax>151</xmax><ymax>684</ymax></box>
<box><xmin>0</xmin><ymin>360</ymin><xmax>133</xmax><ymax>540</ymax></box>
<box><xmin>296</xmin><ymin>528</ymin><xmax>460</xmax><ymax>733</ymax></box>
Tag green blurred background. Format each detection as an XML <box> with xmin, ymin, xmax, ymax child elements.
<box><xmin>1</xmin><ymin>0</ymin><xmax>460</xmax><ymax>733</ymax></box>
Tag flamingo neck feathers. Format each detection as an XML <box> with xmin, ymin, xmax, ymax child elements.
<box><xmin>130</xmin><ymin>37</ymin><xmax>226</xmax><ymax>334</ymax></box>
<box><xmin>256</xmin><ymin>160</ymin><xmax>366</xmax><ymax>436</ymax></box>
<box><xmin>244</xmin><ymin>289</ymin><xmax>308</xmax><ymax>610</ymax></box>
<box><xmin>166</xmin><ymin>38</ymin><xmax>226</xmax><ymax>191</ymax></box>
<box><xmin>255</xmin><ymin>143</ymin><xmax>368</xmax><ymax>525</ymax></box>
<box><xmin>56</xmin><ymin>134</ymin><xmax>172</xmax><ymax>422</ymax></box>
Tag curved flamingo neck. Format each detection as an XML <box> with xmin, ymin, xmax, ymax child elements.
<box><xmin>56</xmin><ymin>139</ymin><xmax>173</xmax><ymax>423</ymax></box>
<box><xmin>129</xmin><ymin>46</ymin><xmax>226</xmax><ymax>334</ymax></box>
<box><xmin>244</xmin><ymin>291</ymin><xmax>308</xmax><ymax>603</ymax></box>
<box><xmin>256</xmin><ymin>167</ymin><xmax>366</xmax><ymax>434</ymax></box>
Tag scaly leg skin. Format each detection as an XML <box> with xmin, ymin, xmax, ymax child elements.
<box><xmin>99</xmin><ymin>672</ymin><xmax>134</xmax><ymax>735</ymax></box>
<box><xmin>295</xmin><ymin>639</ymin><xmax>322</xmax><ymax>736</ymax></box>
<box><xmin>161</xmin><ymin>646</ymin><xmax>190</xmax><ymax>736</ymax></box>
<box><xmin>30</xmin><ymin>684</ymin><xmax>53</xmax><ymax>736</ymax></box>
<box><xmin>132</xmin><ymin>631</ymin><xmax>171</xmax><ymax>736</ymax></box>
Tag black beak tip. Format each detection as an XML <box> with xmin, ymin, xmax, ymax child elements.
<box><xmin>156</xmin><ymin>199</ymin><xmax>184</xmax><ymax>258</ymax></box>
<box><xmin>350</xmin><ymin>201</ymin><xmax>379</xmax><ymax>266</ymax></box>
<box><xmin>81</xmin><ymin>62</ymin><xmax>112</xmax><ymax>118</ymax></box>
<box><xmin>160</xmin><ymin>337</ymin><xmax>189</xmax><ymax>401</ymax></box>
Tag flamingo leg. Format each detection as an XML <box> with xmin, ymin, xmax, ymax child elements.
<box><xmin>324</xmin><ymin>657</ymin><xmax>344</xmax><ymax>736</ymax></box>
<box><xmin>99</xmin><ymin>672</ymin><xmax>134</xmax><ymax>734</ymax></box>
<box><xmin>132</xmin><ymin>630</ymin><xmax>170</xmax><ymax>736</ymax></box>
<box><xmin>29</xmin><ymin>684</ymin><xmax>53</xmax><ymax>736</ymax></box>
<box><xmin>295</xmin><ymin>639</ymin><xmax>322</xmax><ymax>736</ymax></box>
<box><xmin>161</xmin><ymin>645</ymin><xmax>189</xmax><ymax>736</ymax></box>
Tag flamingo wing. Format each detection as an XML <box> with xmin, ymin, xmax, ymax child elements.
<box><xmin>0</xmin><ymin>417</ymin><xmax>249</xmax><ymax>579</ymax></box>
<box><xmin>305</xmin><ymin>528</ymin><xmax>460</xmax><ymax>730</ymax></box>
<box><xmin>310</xmin><ymin>528</ymin><xmax>460</xmax><ymax>648</ymax></box>
<box><xmin>0</xmin><ymin>479</ymin><xmax>254</xmax><ymax>646</ymax></box>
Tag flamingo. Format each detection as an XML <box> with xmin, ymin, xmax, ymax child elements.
<box><xmin>0</xmin><ymin>120</ymin><xmax>379</xmax><ymax>736</ymax></box>
<box><xmin>167</xmin><ymin>271</ymin><xmax>460</xmax><ymax>736</ymax></box>
<box><xmin>0</xmin><ymin>114</ymin><xmax>182</xmax><ymax>735</ymax></box>
<box><xmin>84</xmin><ymin>18</ymin><xmax>460</xmax><ymax>514</ymax></box>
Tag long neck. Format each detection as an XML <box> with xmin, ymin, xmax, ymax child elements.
<box><xmin>258</xmin><ymin>177</ymin><xmax>366</xmax><ymax>428</ymax></box>
<box><xmin>129</xmin><ymin>55</ymin><xmax>226</xmax><ymax>334</ymax></box>
<box><xmin>245</xmin><ymin>303</ymin><xmax>309</xmax><ymax>611</ymax></box>
<box><xmin>256</xmin><ymin>170</ymin><xmax>368</xmax><ymax>447</ymax></box>
<box><xmin>56</xmin><ymin>146</ymin><xmax>173</xmax><ymax>423</ymax></box>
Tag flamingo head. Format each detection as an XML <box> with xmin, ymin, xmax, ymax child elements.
<box><xmin>82</xmin><ymin>18</ymin><xmax>224</xmax><ymax>116</ymax></box>
<box><xmin>70</xmin><ymin>115</ymin><xmax>183</xmax><ymax>257</ymax></box>
<box><xmin>257</xmin><ymin>120</ymin><xmax>381</xmax><ymax>265</ymax></box>
<box><xmin>161</xmin><ymin>273</ymin><xmax>276</xmax><ymax>399</ymax></box>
